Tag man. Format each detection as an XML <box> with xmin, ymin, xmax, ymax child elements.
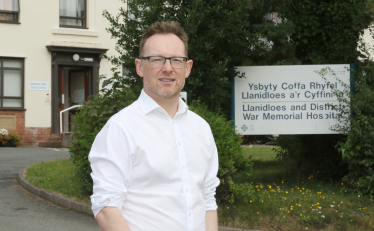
<box><xmin>89</xmin><ymin>21</ymin><xmax>220</xmax><ymax>231</ymax></box>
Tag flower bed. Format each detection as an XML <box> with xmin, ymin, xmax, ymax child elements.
<box><xmin>0</xmin><ymin>128</ymin><xmax>22</xmax><ymax>147</ymax></box>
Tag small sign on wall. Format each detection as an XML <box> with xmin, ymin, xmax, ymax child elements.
<box><xmin>28</xmin><ymin>81</ymin><xmax>49</xmax><ymax>90</ymax></box>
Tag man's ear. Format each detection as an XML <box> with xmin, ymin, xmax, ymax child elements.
<box><xmin>185</xmin><ymin>60</ymin><xmax>193</xmax><ymax>79</ymax></box>
<box><xmin>135</xmin><ymin>59</ymin><xmax>144</xmax><ymax>77</ymax></box>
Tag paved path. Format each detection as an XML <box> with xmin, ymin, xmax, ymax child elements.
<box><xmin>0</xmin><ymin>147</ymin><xmax>101</xmax><ymax>231</ymax></box>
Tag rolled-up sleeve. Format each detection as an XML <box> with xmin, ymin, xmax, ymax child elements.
<box><xmin>89</xmin><ymin>119</ymin><xmax>133</xmax><ymax>218</ymax></box>
<box><xmin>204</xmin><ymin>134</ymin><xmax>220</xmax><ymax>211</ymax></box>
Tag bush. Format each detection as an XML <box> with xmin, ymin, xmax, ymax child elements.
<box><xmin>69</xmin><ymin>76</ymin><xmax>138</xmax><ymax>195</ymax></box>
<box><xmin>189</xmin><ymin>101</ymin><xmax>255</xmax><ymax>203</ymax></box>
<box><xmin>275</xmin><ymin>134</ymin><xmax>348</xmax><ymax>181</ymax></box>
<box><xmin>336</xmin><ymin>62</ymin><xmax>374</xmax><ymax>197</ymax></box>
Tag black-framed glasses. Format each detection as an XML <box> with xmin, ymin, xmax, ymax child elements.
<box><xmin>140</xmin><ymin>56</ymin><xmax>188</xmax><ymax>68</ymax></box>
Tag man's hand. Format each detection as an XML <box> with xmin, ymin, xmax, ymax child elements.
<box><xmin>96</xmin><ymin>207</ymin><xmax>131</xmax><ymax>231</ymax></box>
<box><xmin>206</xmin><ymin>210</ymin><xmax>218</xmax><ymax>231</ymax></box>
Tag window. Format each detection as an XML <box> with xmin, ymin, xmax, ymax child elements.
<box><xmin>0</xmin><ymin>58</ymin><xmax>24</xmax><ymax>108</ymax></box>
<box><xmin>59</xmin><ymin>0</ymin><xmax>86</xmax><ymax>28</ymax></box>
<box><xmin>0</xmin><ymin>0</ymin><xmax>20</xmax><ymax>23</ymax></box>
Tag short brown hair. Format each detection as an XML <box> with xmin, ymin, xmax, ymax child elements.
<box><xmin>139</xmin><ymin>21</ymin><xmax>188</xmax><ymax>57</ymax></box>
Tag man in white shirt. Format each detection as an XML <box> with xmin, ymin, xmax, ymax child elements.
<box><xmin>89</xmin><ymin>21</ymin><xmax>220</xmax><ymax>231</ymax></box>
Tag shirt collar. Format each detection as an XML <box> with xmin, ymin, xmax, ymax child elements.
<box><xmin>138</xmin><ymin>89</ymin><xmax>188</xmax><ymax>116</ymax></box>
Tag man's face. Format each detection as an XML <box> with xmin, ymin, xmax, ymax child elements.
<box><xmin>135</xmin><ymin>33</ymin><xmax>193</xmax><ymax>100</ymax></box>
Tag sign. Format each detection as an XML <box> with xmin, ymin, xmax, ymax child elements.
<box><xmin>233</xmin><ymin>64</ymin><xmax>352</xmax><ymax>135</ymax></box>
<box><xmin>28</xmin><ymin>81</ymin><xmax>49</xmax><ymax>90</ymax></box>
<box><xmin>74</xmin><ymin>90</ymin><xmax>85</xmax><ymax>103</ymax></box>
<box><xmin>44</xmin><ymin>93</ymin><xmax>51</xmax><ymax>106</ymax></box>
<box><xmin>180</xmin><ymin>91</ymin><xmax>187</xmax><ymax>103</ymax></box>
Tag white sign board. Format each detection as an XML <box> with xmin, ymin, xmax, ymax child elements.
<box><xmin>28</xmin><ymin>81</ymin><xmax>49</xmax><ymax>90</ymax></box>
<box><xmin>74</xmin><ymin>90</ymin><xmax>85</xmax><ymax>103</ymax></box>
<box><xmin>233</xmin><ymin>65</ymin><xmax>351</xmax><ymax>135</ymax></box>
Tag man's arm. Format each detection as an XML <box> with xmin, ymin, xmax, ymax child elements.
<box><xmin>206</xmin><ymin>210</ymin><xmax>218</xmax><ymax>231</ymax></box>
<box><xmin>96</xmin><ymin>207</ymin><xmax>131</xmax><ymax>231</ymax></box>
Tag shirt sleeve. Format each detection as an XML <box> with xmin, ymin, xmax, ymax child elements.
<box><xmin>204</xmin><ymin>133</ymin><xmax>220</xmax><ymax>211</ymax></box>
<box><xmin>89</xmin><ymin>119</ymin><xmax>133</xmax><ymax>218</ymax></box>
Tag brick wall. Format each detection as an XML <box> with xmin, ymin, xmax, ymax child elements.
<box><xmin>0</xmin><ymin>110</ymin><xmax>51</xmax><ymax>146</ymax></box>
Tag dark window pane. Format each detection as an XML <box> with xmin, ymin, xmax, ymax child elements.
<box><xmin>0</xmin><ymin>12</ymin><xmax>13</xmax><ymax>21</ymax></box>
<box><xmin>60</xmin><ymin>18</ymin><xmax>85</xmax><ymax>27</ymax></box>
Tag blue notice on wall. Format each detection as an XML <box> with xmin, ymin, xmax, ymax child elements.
<box><xmin>28</xmin><ymin>81</ymin><xmax>49</xmax><ymax>91</ymax></box>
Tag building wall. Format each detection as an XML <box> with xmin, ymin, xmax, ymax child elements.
<box><xmin>0</xmin><ymin>0</ymin><xmax>124</xmax><ymax>145</ymax></box>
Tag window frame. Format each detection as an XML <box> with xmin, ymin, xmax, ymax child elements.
<box><xmin>59</xmin><ymin>0</ymin><xmax>87</xmax><ymax>29</ymax></box>
<box><xmin>0</xmin><ymin>57</ymin><xmax>24</xmax><ymax>110</ymax></box>
<box><xmin>0</xmin><ymin>0</ymin><xmax>20</xmax><ymax>24</ymax></box>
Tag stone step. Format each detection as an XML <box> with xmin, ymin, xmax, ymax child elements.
<box><xmin>49</xmin><ymin>137</ymin><xmax>61</xmax><ymax>142</ymax></box>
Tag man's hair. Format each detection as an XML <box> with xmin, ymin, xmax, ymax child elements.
<box><xmin>139</xmin><ymin>21</ymin><xmax>188</xmax><ymax>57</ymax></box>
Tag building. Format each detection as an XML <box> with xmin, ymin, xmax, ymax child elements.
<box><xmin>0</xmin><ymin>0</ymin><xmax>124</xmax><ymax>146</ymax></box>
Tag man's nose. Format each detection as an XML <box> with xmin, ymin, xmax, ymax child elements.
<box><xmin>163</xmin><ymin>58</ymin><xmax>173</xmax><ymax>70</ymax></box>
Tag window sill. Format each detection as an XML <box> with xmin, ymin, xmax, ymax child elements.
<box><xmin>0</xmin><ymin>20</ymin><xmax>20</xmax><ymax>24</ymax></box>
<box><xmin>52</xmin><ymin>28</ymin><xmax>98</xmax><ymax>37</ymax></box>
<box><xmin>0</xmin><ymin>108</ymin><xmax>26</xmax><ymax>111</ymax></box>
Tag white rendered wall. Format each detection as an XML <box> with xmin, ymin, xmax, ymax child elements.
<box><xmin>0</xmin><ymin>0</ymin><xmax>124</xmax><ymax>128</ymax></box>
<box><xmin>362</xmin><ymin>27</ymin><xmax>374</xmax><ymax>58</ymax></box>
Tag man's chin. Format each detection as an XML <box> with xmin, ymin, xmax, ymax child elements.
<box><xmin>156</xmin><ymin>90</ymin><xmax>180</xmax><ymax>99</ymax></box>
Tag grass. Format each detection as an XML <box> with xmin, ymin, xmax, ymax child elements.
<box><xmin>25</xmin><ymin>158</ymin><xmax>90</xmax><ymax>203</ymax></box>
<box><xmin>218</xmin><ymin>146</ymin><xmax>374</xmax><ymax>231</ymax></box>
<box><xmin>25</xmin><ymin>147</ymin><xmax>374</xmax><ymax>230</ymax></box>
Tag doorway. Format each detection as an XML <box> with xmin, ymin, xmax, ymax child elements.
<box><xmin>58</xmin><ymin>67</ymin><xmax>89</xmax><ymax>133</ymax></box>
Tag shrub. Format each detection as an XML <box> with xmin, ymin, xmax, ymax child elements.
<box><xmin>189</xmin><ymin>101</ymin><xmax>255</xmax><ymax>203</ymax></box>
<box><xmin>335</xmin><ymin>63</ymin><xmax>374</xmax><ymax>197</ymax></box>
<box><xmin>69</xmin><ymin>76</ymin><xmax>138</xmax><ymax>195</ymax></box>
<box><xmin>275</xmin><ymin>134</ymin><xmax>348</xmax><ymax>181</ymax></box>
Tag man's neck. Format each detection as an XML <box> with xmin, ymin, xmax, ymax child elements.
<box><xmin>144</xmin><ymin>89</ymin><xmax>179</xmax><ymax>118</ymax></box>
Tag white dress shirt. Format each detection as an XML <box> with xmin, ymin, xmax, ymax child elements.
<box><xmin>89</xmin><ymin>90</ymin><xmax>220</xmax><ymax>231</ymax></box>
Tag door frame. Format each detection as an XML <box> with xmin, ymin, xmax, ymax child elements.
<box><xmin>47</xmin><ymin>46</ymin><xmax>108</xmax><ymax>134</ymax></box>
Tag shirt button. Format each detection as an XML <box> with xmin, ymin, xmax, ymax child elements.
<box><xmin>182</xmin><ymin>165</ymin><xmax>185</xmax><ymax>169</ymax></box>
<box><xmin>189</xmin><ymin>212</ymin><xmax>191</xmax><ymax>216</ymax></box>
<box><xmin>178</xmin><ymin>142</ymin><xmax>181</xmax><ymax>146</ymax></box>
<box><xmin>186</xmin><ymin>188</ymin><xmax>188</xmax><ymax>192</ymax></box>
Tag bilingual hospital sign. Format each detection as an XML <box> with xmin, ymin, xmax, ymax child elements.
<box><xmin>232</xmin><ymin>64</ymin><xmax>352</xmax><ymax>135</ymax></box>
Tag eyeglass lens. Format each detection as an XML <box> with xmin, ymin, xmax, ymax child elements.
<box><xmin>149</xmin><ymin>57</ymin><xmax>186</xmax><ymax>68</ymax></box>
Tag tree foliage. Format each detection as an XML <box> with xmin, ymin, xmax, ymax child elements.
<box><xmin>274</xmin><ymin>0</ymin><xmax>374</xmax><ymax>182</ymax></box>
<box><xmin>330</xmin><ymin>62</ymin><xmax>374</xmax><ymax>197</ymax></box>
<box><xmin>103</xmin><ymin>0</ymin><xmax>283</xmax><ymax>116</ymax></box>
<box><xmin>278</xmin><ymin>0</ymin><xmax>373</xmax><ymax>65</ymax></box>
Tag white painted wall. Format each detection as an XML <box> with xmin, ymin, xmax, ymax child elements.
<box><xmin>362</xmin><ymin>27</ymin><xmax>374</xmax><ymax>58</ymax></box>
<box><xmin>0</xmin><ymin>0</ymin><xmax>124</xmax><ymax>127</ymax></box>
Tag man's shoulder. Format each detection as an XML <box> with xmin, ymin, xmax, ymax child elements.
<box><xmin>108</xmin><ymin>100</ymin><xmax>141</xmax><ymax>125</ymax></box>
<box><xmin>186</xmin><ymin>109</ymin><xmax>211</xmax><ymax>130</ymax></box>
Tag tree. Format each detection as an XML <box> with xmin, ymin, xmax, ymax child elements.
<box><xmin>103</xmin><ymin>0</ymin><xmax>279</xmax><ymax>116</ymax></box>
<box><xmin>279</xmin><ymin>0</ymin><xmax>372</xmax><ymax>65</ymax></box>
<box><xmin>274</xmin><ymin>0</ymin><xmax>374</xmax><ymax>181</ymax></box>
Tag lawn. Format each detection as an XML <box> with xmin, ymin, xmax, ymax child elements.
<box><xmin>25</xmin><ymin>158</ymin><xmax>90</xmax><ymax>203</ymax></box>
<box><xmin>218</xmin><ymin>146</ymin><xmax>374</xmax><ymax>231</ymax></box>
<box><xmin>25</xmin><ymin>147</ymin><xmax>374</xmax><ymax>231</ymax></box>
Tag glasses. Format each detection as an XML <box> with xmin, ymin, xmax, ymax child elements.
<box><xmin>140</xmin><ymin>56</ymin><xmax>188</xmax><ymax>69</ymax></box>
